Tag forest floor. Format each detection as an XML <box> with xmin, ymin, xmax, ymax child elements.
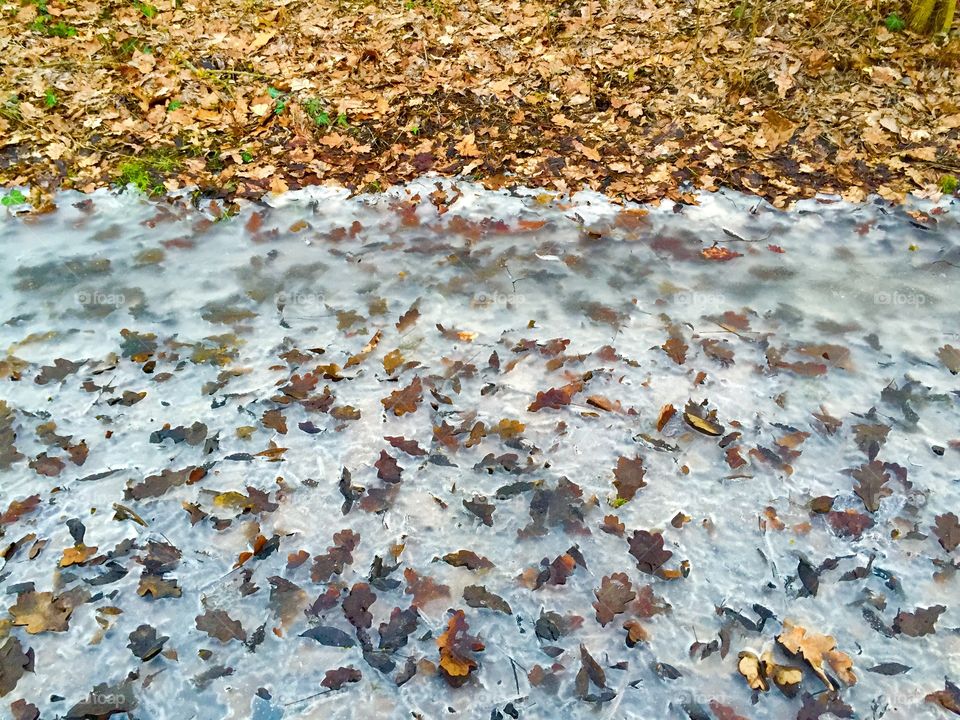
<box><xmin>1</xmin><ymin>0</ymin><xmax>959</xmax><ymax>208</ymax></box>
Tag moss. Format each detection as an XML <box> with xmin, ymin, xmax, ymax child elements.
<box><xmin>940</xmin><ymin>174</ymin><xmax>959</xmax><ymax>194</ymax></box>
<box><xmin>117</xmin><ymin>150</ymin><xmax>182</xmax><ymax>196</ymax></box>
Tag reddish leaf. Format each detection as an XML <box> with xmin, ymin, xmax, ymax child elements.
<box><xmin>343</xmin><ymin>582</ymin><xmax>377</xmax><ymax>630</ymax></box>
<box><xmin>627</xmin><ymin>530</ymin><xmax>674</xmax><ymax>577</ymax></box>
<box><xmin>374</xmin><ymin>450</ymin><xmax>403</xmax><ymax>482</ymax></box>
<box><xmin>527</xmin><ymin>381</ymin><xmax>583</xmax><ymax>412</ymax></box>
<box><xmin>403</xmin><ymin>568</ymin><xmax>450</xmax><ymax>608</ymax></box>
<box><xmin>321</xmin><ymin>666</ymin><xmax>361</xmax><ymax>690</ymax></box>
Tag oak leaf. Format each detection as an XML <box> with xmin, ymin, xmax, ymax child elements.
<box><xmin>9</xmin><ymin>591</ymin><xmax>72</xmax><ymax>634</ymax></box>
<box><xmin>437</xmin><ymin>610</ymin><xmax>484</xmax><ymax>687</ymax></box>
<box><xmin>593</xmin><ymin>573</ymin><xmax>636</xmax><ymax>626</ymax></box>
<box><xmin>613</xmin><ymin>455</ymin><xmax>647</xmax><ymax>502</ymax></box>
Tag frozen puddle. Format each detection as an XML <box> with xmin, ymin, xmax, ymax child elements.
<box><xmin>0</xmin><ymin>181</ymin><xmax>958</xmax><ymax>720</ymax></box>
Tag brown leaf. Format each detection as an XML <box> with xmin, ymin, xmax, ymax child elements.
<box><xmin>662</xmin><ymin>336</ymin><xmax>688</xmax><ymax>365</ymax></box>
<box><xmin>600</xmin><ymin>514</ymin><xmax>625</xmax><ymax>536</ymax></box>
<box><xmin>632</xmin><ymin>584</ymin><xmax>672</xmax><ymax>618</ymax></box>
<box><xmin>519</xmin><ymin>478</ymin><xmax>588</xmax><ymax>538</ymax></box>
<box><xmin>374</xmin><ymin>450</ymin><xmax>403</xmax><ymax>482</ymax></box>
<box><xmin>683</xmin><ymin>399</ymin><xmax>724</xmax><ymax>436</ymax></box>
<box><xmin>851</xmin><ymin>460</ymin><xmax>892</xmax><ymax>513</ymax></box>
<box><xmin>396</xmin><ymin>304</ymin><xmax>420</xmax><ymax>332</ymax></box>
<box><xmin>311</xmin><ymin>529</ymin><xmax>360</xmax><ymax>582</ymax></box>
<box><xmin>0</xmin><ymin>637</ymin><xmax>34</xmax><ymax>697</ymax></box>
<box><xmin>463</xmin><ymin>585</ymin><xmax>512</xmax><ymax>615</ymax></box>
<box><xmin>938</xmin><ymin>345</ymin><xmax>960</xmax><ymax>374</ymax></box>
<box><xmin>613</xmin><ymin>455</ymin><xmax>647</xmax><ymax>502</ymax></box>
<box><xmin>9</xmin><ymin>591</ymin><xmax>73</xmax><ymax>634</ymax></box>
<box><xmin>593</xmin><ymin>573</ymin><xmax>636</xmax><ymax>626</ymax></box>
<box><xmin>442</xmin><ymin>550</ymin><xmax>494</xmax><ymax>570</ymax></box>
<box><xmin>321</xmin><ymin>666</ymin><xmax>362</xmax><ymax>690</ymax></box>
<box><xmin>934</xmin><ymin>512</ymin><xmax>960</xmax><ymax>552</ymax></box>
<box><xmin>0</xmin><ymin>495</ymin><xmax>41</xmax><ymax>525</ymax></box>
<box><xmin>894</xmin><ymin>605</ymin><xmax>945</xmax><ymax>637</ymax></box>
<box><xmin>195</xmin><ymin>609</ymin><xmax>246</xmax><ymax>643</ymax></box>
<box><xmin>29</xmin><ymin>453</ymin><xmax>64</xmax><ymax>477</ymax></box>
<box><xmin>627</xmin><ymin>530</ymin><xmax>673</xmax><ymax>577</ymax></box>
<box><xmin>384</xmin><ymin>435</ymin><xmax>427</xmax><ymax>456</ymax></box>
<box><xmin>261</xmin><ymin>408</ymin><xmax>287</xmax><ymax>434</ymax></box>
<box><xmin>737</xmin><ymin>651</ymin><xmax>768</xmax><ymax>692</ymax></box>
<box><xmin>60</xmin><ymin>544</ymin><xmax>98</xmax><ymax>567</ymax></box>
<box><xmin>826</xmin><ymin>509</ymin><xmax>875</xmax><ymax>539</ymax></box>
<box><xmin>777</xmin><ymin>620</ymin><xmax>856</xmax><ymax>689</ymax></box>
<box><xmin>382</xmin><ymin>376</ymin><xmax>423</xmax><ymax>416</ymax></box>
<box><xmin>463</xmin><ymin>496</ymin><xmax>495</xmax><ymax>526</ymax></box>
<box><xmin>345</xmin><ymin>329</ymin><xmax>383</xmax><ymax>368</ymax></box>
<box><xmin>655</xmin><ymin>403</ymin><xmax>675</xmax><ymax>432</ymax></box>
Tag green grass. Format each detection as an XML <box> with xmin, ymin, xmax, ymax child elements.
<box><xmin>303</xmin><ymin>98</ymin><xmax>348</xmax><ymax>129</ymax></box>
<box><xmin>133</xmin><ymin>1</ymin><xmax>159</xmax><ymax>18</ymax></box>
<box><xmin>885</xmin><ymin>12</ymin><xmax>905</xmax><ymax>31</ymax></box>
<box><xmin>43</xmin><ymin>89</ymin><xmax>58</xmax><ymax>108</ymax></box>
<box><xmin>167</xmin><ymin>99</ymin><xmax>183</xmax><ymax>111</ymax></box>
<box><xmin>117</xmin><ymin>150</ymin><xmax>182</xmax><ymax>196</ymax></box>
<box><xmin>29</xmin><ymin>17</ymin><xmax>78</xmax><ymax>37</ymax></box>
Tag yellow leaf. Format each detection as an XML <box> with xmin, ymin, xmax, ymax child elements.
<box><xmin>383</xmin><ymin>348</ymin><xmax>405</xmax><ymax>374</ymax></box>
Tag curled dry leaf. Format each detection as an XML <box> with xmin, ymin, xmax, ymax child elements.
<box><xmin>737</xmin><ymin>651</ymin><xmax>768</xmax><ymax>692</ymax></box>
<box><xmin>925</xmin><ymin>677</ymin><xmax>960</xmax><ymax>715</ymax></box>
<box><xmin>656</xmin><ymin>403</ymin><xmax>676</xmax><ymax>432</ymax></box>
<box><xmin>683</xmin><ymin>399</ymin><xmax>724</xmax><ymax>436</ymax></box>
<box><xmin>777</xmin><ymin>620</ymin><xmax>856</xmax><ymax>690</ymax></box>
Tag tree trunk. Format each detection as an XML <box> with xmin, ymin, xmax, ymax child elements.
<box><xmin>910</xmin><ymin>0</ymin><xmax>957</xmax><ymax>32</ymax></box>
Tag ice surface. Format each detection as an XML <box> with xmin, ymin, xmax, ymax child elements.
<box><xmin>0</xmin><ymin>181</ymin><xmax>958</xmax><ymax>720</ymax></box>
